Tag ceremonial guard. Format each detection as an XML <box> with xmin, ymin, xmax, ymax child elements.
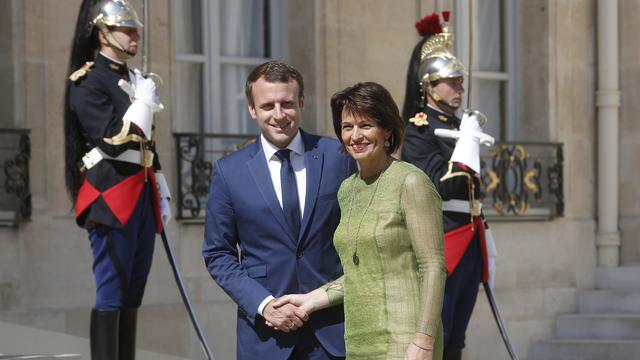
<box><xmin>63</xmin><ymin>1</ymin><xmax>171</xmax><ymax>358</ymax></box>
<box><xmin>401</xmin><ymin>12</ymin><xmax>498</xmax><ymax>360</ymax></box>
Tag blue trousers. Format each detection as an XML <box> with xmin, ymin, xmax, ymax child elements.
<box><xmin>89</xmin><ymin>183</ymin><xmax>157</xmax><ymax>310</ymax></box>
<box><xmin>442</xmin><ymin>232</ymin><xmax>483</xmax><ymax>349</ymax></box>
<box><xmin>288</xmin><ymin>329</ymin><xmax>344</xmax><ymax>360</ymax></box>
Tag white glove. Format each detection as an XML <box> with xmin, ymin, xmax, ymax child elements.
<box><xmin>160</xmin><ymin>197</ymin><xmax>172</xmax><ymax>227</ymax></box>
<box><xmin>484</xmin><ymin>226</ymin><xmax>498</xmax><ymax>289</ymax></box>
<box><xmin>155</xmin><ymin>173</ymin><xmax>172</xmax><ymax>200</ymax></box>
<box><xmin>449</xmin><ymin>112</ymin><xmax>495</xmax><ymax>173</ymax></box>
<box><xmin>487</xmin><ymin>256</ymin><xmax>496</xmax><ymax>289</ymax></box>
<box><xmin>121</xmin><ymin>69</ymin><xmax>164</xmax><ymax>140</ymax></box>
<box><xmin>434</xmin><ymin>111</ymin><xmax>495</xmax><ymax>147</ymax></box>
<box><xmin>132</xmin><ymin>69</ymin><xmax>163</xmax><ymax>110</ymax></box>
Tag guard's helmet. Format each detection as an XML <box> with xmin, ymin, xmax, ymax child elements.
<box><xmin>90</xmin><ymin>0</ymin><xmax>142</xmax><ymax>56</ymax></box>
<box><xmin>418</xmin><ymin>13</ymin><xmax>466</xmax><ymax>86</ymax></box>
<box><xmin>91</xmin><ymin>0</ymin><xmax>143</xmax><ymax>31</ymax></box>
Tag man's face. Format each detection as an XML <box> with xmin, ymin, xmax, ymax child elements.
<box><xmin>101</xmin><ymin>26</ymin><xmax>140</xmax><ymax>60</ymax></box>
<box><xmin>248</xmin><ymin>77</ymin><xmax>304</xmax><ymax>149</ymax></box>
<box><xmin>430</xmin><ymin>77</ymin><xmax>464</xmax><ymax>110</ymax></box>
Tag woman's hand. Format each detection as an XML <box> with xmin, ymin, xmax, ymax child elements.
<box><xmin>265</xmin><ymin>290</ymin><xmax>329</xmax><ymax>330</ymax></box>
<box><xmin>405</xmin><ymin>333</ymin><xmax>435</xmax><ymax>360</ymax></box>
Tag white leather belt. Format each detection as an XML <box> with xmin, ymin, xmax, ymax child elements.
<box><xmin>442</xmin><ymin>199</ymin><xmax>482</xmax><ymax>216</ymax></box>
<box><xmin>82</xmin><ymin>147</ymin><xmax>153</xmax><ymax>170</ymax></box>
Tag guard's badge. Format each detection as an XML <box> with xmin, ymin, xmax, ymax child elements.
<box><xmin>69</xmin><ymin>61</ymin><xmax>94</xmax><ymax>82</ymax></box>
<box><xmin>438</xmin><ymin>115</ymin><xmax>449</xmax><ymax>122</ymax></box>
<box><xmin>409</xmin><ymin>112</ymin><xmax>429</xmax><ymax>127</ymax></box>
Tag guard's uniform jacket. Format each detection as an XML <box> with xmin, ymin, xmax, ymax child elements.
<box><xmin>68</xmin><ymin>53</ymin><xmax>162</xmax><ymax>233</ymax></box>
<box><xmin>401</xmin><ymin>105</ymin><xmax>488</xmax><ymax>282</ymax></box>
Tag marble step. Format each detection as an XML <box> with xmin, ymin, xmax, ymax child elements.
<box><xmin>556</xmin><ymin>314</ymin><xmax>640</xmax><ymax>339</ymax></box>
<box><xmin>533</xmin><ymin>339</ymin><xmax>640</xmax><ymax>360</ymax></box>
<box><xmin>578</xmin><ymin>289</ymin><xmax>640</xmax><ymax>313</ymax></box>
<box><xmin>596</xmin><ymin>266</ymin><xmax>640</xmax><ymax>289</ymax></box>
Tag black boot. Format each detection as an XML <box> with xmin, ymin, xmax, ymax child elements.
<box><xmin>443</xmin><ymin>347</ymin><xmax>462</xmax><ymax>360</ymax></box>
<box><xmin>119</xmin><ymin>308</ymin><xmax>138</xmax><ymax>360</ymax></box>
<box><xmin>90</xmin><ymin>309</ymin><xmax>119</xmax><ymax>360</ymax></box>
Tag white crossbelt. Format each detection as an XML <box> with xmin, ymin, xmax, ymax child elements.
<box><xmin>82</xmin><ymin>147</ymin><xmax>151</xmax><ymax>170</ymax></box>
<box><xmin>442</xmin><ymin>199</ymin><xmax>482</xmax><ymax>214</ymax></box>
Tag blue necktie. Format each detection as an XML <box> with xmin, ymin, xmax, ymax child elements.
<box><xmin>275</xmin><ymin>149</ymin><xmax>301</xmax><ymax>240</ymax></box>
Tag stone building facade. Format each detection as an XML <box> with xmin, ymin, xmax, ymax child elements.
<box><xmin>0</xmin><ymin>0</ymin><xmax>638</xmax><ymax>359</ymax></box>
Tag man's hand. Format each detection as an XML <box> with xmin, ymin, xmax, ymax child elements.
<box><xmin>262</xmin><ymin>299</ymin><xmax>308</xmax><ymax>333</ymax></box>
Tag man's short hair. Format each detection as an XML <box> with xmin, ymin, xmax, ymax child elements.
<box><xmin>245</xmin><ymin>60</ymin><xmax>305</xmax><ymax>106</ymax></box>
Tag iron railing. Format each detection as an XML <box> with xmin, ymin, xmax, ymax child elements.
<box><xmin>174</xmin><ymin>133</ymin><xmax>255</xmax><ymax>220</ymax></box>
<box><xmin>174</xmin><ymin>133</ymin><xmax>564</xmax><ymax>222</ymax></box>
<box><xmin>0</xmin><ymin>129</ymin><xmax>31</xmax><ymax>226</ymax></box>
<box><xmin>479</xmin><ymin>142</ymin><xmax>563</xmax><ymax>220</ymax></box>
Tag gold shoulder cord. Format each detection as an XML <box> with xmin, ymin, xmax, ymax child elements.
<box><xmin>103</xmin><ymin>119</ymin><xmax>144</xmax><ymax>145</ymax></box>
<box><xmin>439</xmin><ymin>161</ymin><xmax>477</xmax><ymax>226</ymax></box>
<box><xmin>103</xmin><ymin>119</ymin><xmax>152</xmax><ymax>181</ymax></box>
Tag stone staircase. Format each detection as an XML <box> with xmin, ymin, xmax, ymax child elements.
<box><xmin>533</xmin><ymin>266</ymin><xmax>640</xmax><ymax>360</ymax></box>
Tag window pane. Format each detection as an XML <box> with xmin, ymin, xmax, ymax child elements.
<box><xmin>471</xmin><ymin>79</ymin><xmax>501</xmax><ymax>138</ymax></box>
<box><xmin>220</xmin><ymin>64</ymin><xmax>260</xmax><ymax>134</ymax></box>
<box><xmin>175</xmin><ymin>0</ymin><xmax>203</xmax><ymax>54</ymax></box>
<box><xmin>219</xmin><ymin>0</ymin><xmax>268</xmax><ymax>57</ymax></box>
<box><xmin>175</xmin><ymin>62</ymin><xmax>204</xmax><ymax>133</ymax></box>
<box><xmin>476</xmin><ymin>0</ymin><xmax>502</xmax><ymax>72</ymax></box>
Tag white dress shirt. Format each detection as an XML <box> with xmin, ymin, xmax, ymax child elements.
<box><xmin>257</xmin><ymin>131</ymin><xmax>307</xmax><ymax>316</ymax></box>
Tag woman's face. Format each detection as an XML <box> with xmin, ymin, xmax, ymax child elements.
<box><xmin>340</xmin><ymin>110</ymin><xmax>391</xmax><ymax>164</ymax></box>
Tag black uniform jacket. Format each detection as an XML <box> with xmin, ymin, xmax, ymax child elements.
<box><xmin>69</xmin><ymin>53</ymin><xmax>161</xmax><ymax>231</ymax></box>
<box><xmin>402</xmin><ymin>105</ymin><xmax>484</xmax><ymax>228</ymax></box>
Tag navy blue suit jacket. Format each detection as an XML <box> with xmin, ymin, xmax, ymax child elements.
<box><xmin>203</xmin><ymin>130</ymin><xmax>355</xmax><ymax>359</ymax></box>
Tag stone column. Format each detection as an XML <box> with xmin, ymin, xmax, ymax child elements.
<box><xmin>596</xmin><ymin>0</ymin><xmax>621</xmax><ymax>267</ymax></box>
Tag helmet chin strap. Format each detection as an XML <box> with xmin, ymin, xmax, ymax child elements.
<box><xmin>427</xmin><ymin>86</ymin><xmax>459</xmax><ymax>114</ymax></box>
<box><xmin>102</xmin><ymin>28</ymin><xmax>137</xmax><ymax>57</ymax></box>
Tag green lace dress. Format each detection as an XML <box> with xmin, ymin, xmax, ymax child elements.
<box><xmin>332</xmin><ymin>160</ymin><xmax>446</xmax><ymax>359</ymax></box>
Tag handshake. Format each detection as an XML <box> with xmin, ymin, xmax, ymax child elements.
<box><xmin>263</xmin><ymin>293</ymin><xmax>319</xmax><ymax>333</ymax></box>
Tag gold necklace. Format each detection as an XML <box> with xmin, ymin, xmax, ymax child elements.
<box><xmin>344</xmin><ymin>159</ymin><xmax>391</xmax><ymax>266</ymax></box>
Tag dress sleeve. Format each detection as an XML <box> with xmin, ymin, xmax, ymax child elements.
<box><xmin>402</xmin><ymin>170</ymin><xmax>446</xmax><ymax>336</ymax></box>
<box><xmin>320</xmin><ymin>275</ymin><xmax>345</xmax><ymax>306</ymax></box>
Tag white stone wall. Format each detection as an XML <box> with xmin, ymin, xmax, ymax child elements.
<box><xmin>0</xmin><ymin>0</ymin><xmax>626</xmax><ymax>359</ymax></box>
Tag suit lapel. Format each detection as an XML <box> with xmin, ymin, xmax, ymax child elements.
<box><xmin>300</xmin><ymin>132</ymin><xmax>323</xmax><ymax>241</ymax></box>
<box><xmin>246</xmin><ymin>140</ymin><xmax>297</xmax><ymax>244</ymax></box>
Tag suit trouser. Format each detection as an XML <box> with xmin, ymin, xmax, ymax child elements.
<box><xmin>441</xmin><ymin>233</ymin><xmax>482</xmax><ymax>349</ymax></box>
<box><xmin>289</xmin><ymin>328</ymin><xmax>344</xmax><ymax>360</ymax></box>
<box><xmin>88</xmin><ymin>182</ymin><xmax>157</xmax><ymax>310</ymax></box>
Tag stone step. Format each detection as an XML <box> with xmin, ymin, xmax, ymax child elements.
<box><xmin>0</xmin><ymin>356</ymin><xmax>81</xmax><ymax>359</ymax></box>
<box><xmin>556</xmin><ymin>314</ymin><xmax>640</xmax><ymax>339</ymax></box>
<box><xmin>596</xmin><ymin>266</ymin><xmax>640</xmax><ymax>289</ymax></box>
<box><xmin>533</xmin><ymin>339</ymin><xmax>640</xmax><ymax>360</ymax></box>
<box><xmin>578</xmin><ymin>289</ymin><xmax>640</xmax><ymax>313</ymax></box>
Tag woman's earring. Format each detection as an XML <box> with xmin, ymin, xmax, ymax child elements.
<box><xmin>384</xmin><ymin>138</ymin><xmax>390</xmax><ymax>148</ymax></box>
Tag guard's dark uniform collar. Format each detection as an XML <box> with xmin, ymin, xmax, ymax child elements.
<box><xmin>425</xmin><ymin>105</ymin><xmax>460</xmax><ymax>129</ymax></box>
<box><xmin>95</xmin><ymin>53</ymin><xmax>130</xmax><ymax>79</ymax></box>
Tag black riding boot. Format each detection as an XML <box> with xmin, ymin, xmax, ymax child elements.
<box><xmin>90</xmin><ymin>309</ymin><xmax>119</xmax><ymax>360</ymax></box>
<box><xmin>119</xmin><ymin>308</ymin><xmax>138</xmax><ymax>360</ymax></box>
<box><xmin>443</xmin><ymin>347</ymin><xmax>462</xmax><ymax>360</ymax></box>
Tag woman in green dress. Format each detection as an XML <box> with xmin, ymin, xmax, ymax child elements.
<box><xmin>271</xmin><ymin>82</ymin><xmax>446</xmax><ymax>360</ymax></box>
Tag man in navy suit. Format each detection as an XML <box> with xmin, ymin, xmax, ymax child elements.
<box><xmin>203</xmin><ymin>60</ymin><xmax>354</xmax><ymax>359</ymax></box>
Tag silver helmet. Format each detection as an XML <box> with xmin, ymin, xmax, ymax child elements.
<box><xmin>91</xmin><ymin>0</ymin><xmax>142</xmax><ymax>56</ymax></box>
<box><xmin>91</xmin><ymin>0</ymin><xmax>143</xmax><ymax>30</ymax></box>
<box><xmin>418</xmin><ymin>16</ymin><xmax>466</xmax><ymax>111</ymax></box>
